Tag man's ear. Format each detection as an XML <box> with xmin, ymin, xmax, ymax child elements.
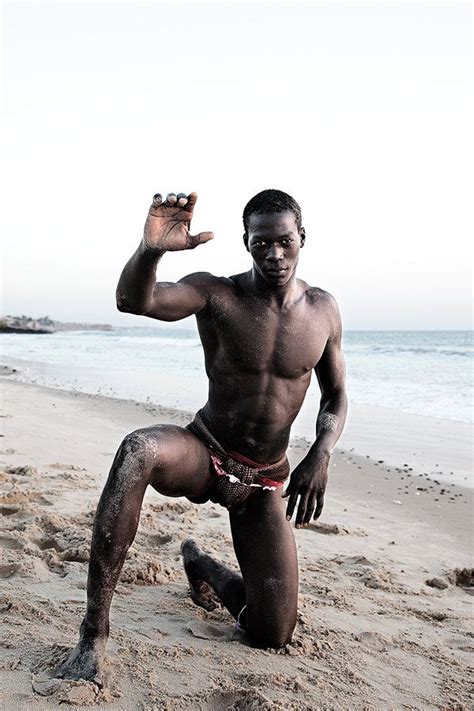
<box><xmin>243</xmin><ymin>233</ymin><xmax>250</xmax><ymax>252</ymax></box>
<box><xmin>300</xmin><ymin>227</ymin><xmax>306</xmax><ymax>248</ymax></box>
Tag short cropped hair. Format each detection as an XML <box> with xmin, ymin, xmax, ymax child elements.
<box><xmin>243</xmin><ymin>189</ymin><xmax>302</xmax><ymax>234</ymax></box>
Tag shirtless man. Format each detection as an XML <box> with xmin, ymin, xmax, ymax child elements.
<box><xmin>55</xmin><ymin>189</ymin><xmax>347</xmax><ymax>685</ymax></box>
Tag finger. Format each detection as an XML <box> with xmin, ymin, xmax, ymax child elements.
<box><xmin>187</xmin><ymin>231</ymin><xmax>214</xmax><ymax>248</ymax></box>
<box><xmin>282</xmin><ymin>476</ymin><xmax>296</xmax><ymax>498</ymax></box>
<box><xmin>285</xmin><ymin>490</ymin><xmax>298</xmax><ymax>521</ymax></box>
<box><xmin>314</xmin><ymin>491</ymin><xmax>325</xmax><ymax>520</ymax></box>
<box><xmin>186</xmin><ymin>192</ymin><xmax>198</xmax><ymax>208</ymax></box>
<box><xmin>303</xmin><ymin>494</ymin><xmax>317</xmax><ymax>526</ymax></box>
<box><xmin>177</xmin><ymin>192</ymin><xmax>188</xmax><ymax>207</ymax></box>
<box><xmin>295</xmin><ymin>494</ymin><xmax>308</xmax><ymax>529</ymax></box>
<box><xmin>165</xmin><ymin>193</ymin><xmax>177</xmax><ymax>205</ymax></box>
<box><xmin>152</xmin><ymin>193</ymin><xmax>162</xmax><ymax>206</ymax></box>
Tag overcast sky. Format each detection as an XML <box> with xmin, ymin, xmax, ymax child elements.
<box><xmin>2</xmin><ymin>0</ymin><xmax>472</xmax><ymax>329</ymax></box>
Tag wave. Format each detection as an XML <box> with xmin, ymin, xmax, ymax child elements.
<box><xmin>345</xmin><ymin>345</ymin><xmax>473</xmax><ymax>357</ymax></box>
<box><xmin>114</xmin><ymin>336</ymin><xmax>201</xmax><ymax>348</ymax></box>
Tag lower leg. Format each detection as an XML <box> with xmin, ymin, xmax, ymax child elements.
<box><xmin>55</xmin><ymin>435</ymin><xmax>150</xmax><ymax>684</ymax></box>
<box><xmin>181</xmin><ymin>539</ymin><xmax>246</xmax><ymax>620</ymax></box>
<box><xmin>230</xmin><ymin>491</ymin><xmax>299</xmax><ymax>649</ymax></box>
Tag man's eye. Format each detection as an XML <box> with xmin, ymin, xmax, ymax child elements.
<box><xmin>282</xmin><ymin>239</ymin><xmax>293</xmax><ymax>246</ymax></box>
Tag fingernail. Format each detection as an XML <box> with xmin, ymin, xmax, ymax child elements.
<box><xmin>286</xmin><ymin>516</ymin><xmax>290</xmax><ymax>521</ymax></box>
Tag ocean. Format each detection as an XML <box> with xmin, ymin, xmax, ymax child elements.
<box><xmin>1</xmin><ymin>328</ymin><xmax>472</xmax><ymax>432</ymax></box>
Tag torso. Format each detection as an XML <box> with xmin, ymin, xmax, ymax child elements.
<box><xmin>196</xmin><ymin>271</ymin><xmax>334</xmax><ymax>462</ymax></box>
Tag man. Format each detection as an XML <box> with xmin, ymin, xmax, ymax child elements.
<box><xmin>55</xmin><ymin>189</ymin><xmax>347</xmax><ymax>686</ymax></box>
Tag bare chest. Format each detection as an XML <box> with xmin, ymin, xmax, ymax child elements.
<box><xmin>200</xmin><ymin>293</ymin><xmax>329</xmax><ymax>378</ymax></box>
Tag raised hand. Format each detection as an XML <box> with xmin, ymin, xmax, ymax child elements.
<box><xmin>143</xmin><ymin>192</ymin><xmax>214</xmax><ymax>252</ymax></box>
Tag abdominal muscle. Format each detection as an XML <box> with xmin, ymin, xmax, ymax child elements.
<box><xmin>200</xmin><ymin>370</ymin><xmax>311</xmax><ymax>463</ymax></box>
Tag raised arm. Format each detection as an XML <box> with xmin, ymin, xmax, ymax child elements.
<box><xmin>284</xmin><ymin>296</ymin><xmax>348</xmax><ymax>527</ymax></box>
<box><xmin>116</xmin><ymin>192</ymin><xmax>214</xmax><ymax>321</ymax></box>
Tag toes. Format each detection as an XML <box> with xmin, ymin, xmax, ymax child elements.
<box><xmin>190</xmin><ymin>580</ymin><xmax>219</xmax><ymax>612</ymax></box>
<box><xmin>181</xmin><ymin>538</ymin><xmax>199</xmax><ymax>561</ymax></box>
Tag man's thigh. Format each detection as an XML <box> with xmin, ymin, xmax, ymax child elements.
<box><xmin>229</xmin><ymin>490</ymin><xmax>298</xmax><ymax>648</ymax></box>
<box><xmin>133</xmin><ymin>424</ymin><xmax>214</xmax><ymax>500</ymax></box>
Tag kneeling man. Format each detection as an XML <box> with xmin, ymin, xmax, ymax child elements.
<box><xmin>56</xmin><ymin>188</ymin><xmax>347</xmax><ymax>685</ymax></box>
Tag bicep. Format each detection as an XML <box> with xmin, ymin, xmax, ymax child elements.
<box><xmin>143</xmin><ymin>273</ymin><xmax>211</xmax><ymax>322</ymax></box>
<box><xmin>314</xmin><ymin>300</ymin><xmax>346</xmax><ymax>395</ymax></box>
<box><xmin>315</xmin><ymin>337</ymin><xmax>346</xmax><ymax>396</ymax></box>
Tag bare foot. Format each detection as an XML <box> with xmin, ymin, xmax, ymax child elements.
<box><xmin>54</xmin><ymin>637</ymin><xmax>106</xmax><ymax>687</ymax></box>
<box><xmin>181</xmin><ymin>539</ymin><xmax>221</xmax><ymax>612</ymax></box>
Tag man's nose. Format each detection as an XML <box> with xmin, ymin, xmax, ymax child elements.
<box><xmin>266</xmin><ymin>244</ymin><xmax>284</xmax><ymax>262</ymax></box>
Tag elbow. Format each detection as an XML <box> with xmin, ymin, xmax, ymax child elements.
<box><xmin>323</xmin><ymin>385</ymin><xmax>346</xmax><ymax>401</ymax></box>
<box><xmin>116</xmin><ymin>301</ymin><xmax>132</xmax><ymax>314</ymax></box>
<box><xmin>320</xmin><ymin>387</ymin><xmax>348</xmax><ymax>412</ymax></box>
<box><xmin>116</xmin><ymin>293</ymin><xmax>144</xmax><ymax>315</ymax></box>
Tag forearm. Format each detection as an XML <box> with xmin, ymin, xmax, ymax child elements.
<box><xmin>116</xmin><ymin>240</ymin><xmax>164</xmax><ymax>314</ymax></box>
<box><xmin>307</xmin><ymin>389</ymin><xmax>348</xmax><ymax>461</ymax></box>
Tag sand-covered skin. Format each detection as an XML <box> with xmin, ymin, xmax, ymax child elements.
<box><xmin>0</xmin><ymin>380</ymin><xmax>473</xmax><ymax>710</ymax></box>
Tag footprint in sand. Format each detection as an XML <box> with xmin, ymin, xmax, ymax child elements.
<box><xmin>5</xmin><ymin>465</ymin><xmax>37</xmax><ymax>477</ymax></box>
<box><xmin>48</xmin><ymin>463</ymin><xmax>86</xmax><ymax>471</ymax></box>
<box><xmin>333</xmin><ymin>555</ymin><xmax>398</xmax><ymax>591</ymax></box>
<box><xmin>307</xmin><ymin>521</ymin><xmax>367</xmax><ymax>537</ymax></box>
<box><xmin>425</xmin><ymin>577</ymin><xmax>449</xmax><ymax>590</ymax></box>
<box><xmin>0</xmin><ymin>563</ymin><xmax>19</xmax><ymax>578</ymax></box>
<box><xmin>0</xmin><ymin>506</ymin><xmax>20</xmax><ymax>517</ymax></box>
<box><xmin>148</xmin><ymin>533</ymin><xmax>173</xmax><ymax>546</ymax></box>
<box><xmin>308</xmin><ymin>522</ymin><xmax>348</xmax><ymax>535</ymax></box>
<box><xmin>198</xmin><ymin>688</ymin><xmax>275</xmax><ymax>709</ymax></box>
<box><xmin>352</xmin><ymin>630</ymin><xmax>393</xmax><ymax>652</ymax></box>
<box><xmin>186</xmin><ymin>620</ymin><xmax>230</xmax><ymax>641</ymax></box>
<box><xmin>31</xmin><ymin>518</ymin><xmax>91</xmax><ymax>563</ymax></box>
<box><xmin>409</xmin><ymin>608</ymin><xmax>448</xmax><ymax>622</ymax></box>
<box><xmin>0</xmin><ymin>535</ymin><xmax>22</xmax><ymax>550</ymax></box>
<box><xmin>448</xmin><ymin>568</ymin><xmax>474</xmax><ymax>595</ymax></box>
<box><xmin>0</xmin><ymin>489</ymin><xmax>53</xmax><ymax>507</ymax></box>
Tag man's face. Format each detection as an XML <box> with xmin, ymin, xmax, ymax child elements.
<box><xmin>245</xmin><ymin>211</ymin><xmax>305</xmax><ymax>287</ymax></box>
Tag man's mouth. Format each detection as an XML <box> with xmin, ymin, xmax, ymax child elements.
<box><xmin>265</xmin><ymin>267</ymin><xmax>287</xmax><ymax>276</ymax></box>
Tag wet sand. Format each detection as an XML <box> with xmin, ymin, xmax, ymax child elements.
<box><xmin>0</xmin><ymin>379</ymin><xmax>473</xmax><ymax>710</ymax></box>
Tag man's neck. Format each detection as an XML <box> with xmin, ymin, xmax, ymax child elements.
<box><xmin>249</xmin><ymin>267</ymin><xmax>301</xmax><ymax>308</ymax></box>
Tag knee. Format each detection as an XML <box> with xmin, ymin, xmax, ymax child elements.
<box><xmin>249</xmin><ymin>624</ymin><xmax>294</xmax><ymax>650</ymax></box>
<box><xmin>246</xmin><ymin>610</ymin><xmax>296</xmax><ymax>650</ymax></box>
<box><xmin>120</xmin><ymin>429</ymin><xmax>160</xmax><ymax>459</ymax></box>
<box><xmin>112</xmin><ymin>428</ymin><xmax>163</xmax><ymax>483</ymax></box>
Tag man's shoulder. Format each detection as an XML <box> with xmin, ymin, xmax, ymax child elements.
<box><xmin>178</xmin><ymin>271</ymin><xmax>235</xmax><ymax>291</ymax></box>
<box><xmin>303</xmin><ymin>283</ymin><xmax>338</xmax><ymax>310</ymax></box>
<box><xmin>302</xmin><ymin>283</ymin><xmax>341</xmax><ymax>337</ymax></box>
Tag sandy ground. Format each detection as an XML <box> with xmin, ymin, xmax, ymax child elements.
<box><xmin>0</xmin><ymin>378</ymin><xmax>473</xmax><ymax>710</ymax></box>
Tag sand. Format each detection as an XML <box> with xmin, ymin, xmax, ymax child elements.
<box><xmin>0</xmin><ymin>378</ymin><xmax>473</xmax><ymax>710</ymax></box>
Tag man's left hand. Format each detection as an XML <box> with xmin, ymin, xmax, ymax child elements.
<box><xmin>282</xmin><ymin>451</ymin><xmax>330</xmax><ymax>528</ymax></box>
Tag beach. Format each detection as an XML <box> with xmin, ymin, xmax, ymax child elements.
<box><xmin>1</xmin><ymin>376</ymin><xmax>472</xmax><ymax>710</ymax></box>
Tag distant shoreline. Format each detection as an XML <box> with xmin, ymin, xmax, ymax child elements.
<box><xmin>0</xmin><ymin>315</ymin><xmax>113</xmax><ymax>334</ymax></box>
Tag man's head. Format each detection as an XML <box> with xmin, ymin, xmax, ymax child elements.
<box><xmin>243</xmin><ymin>189</ymin><xmax>305</xmax><ymax>287</ymax></box>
